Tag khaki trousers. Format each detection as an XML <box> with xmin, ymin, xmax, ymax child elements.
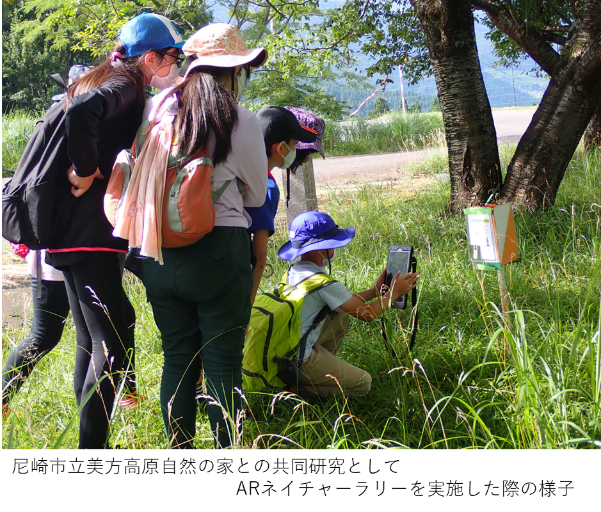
<box><xmin>300</xmin><ymin>309</ymin><xmax>372</xmax><ymax>397</ymax></box>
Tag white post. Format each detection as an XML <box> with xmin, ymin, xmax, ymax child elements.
<box><xmin>283</xmin><ymin>156</ymin><xmax>318</xmax><ymax>227</ymax></box>
<box><xmin>399</xmin><ymin>66</ymin><xmax>406</xmax><ymax>114</ymax></box>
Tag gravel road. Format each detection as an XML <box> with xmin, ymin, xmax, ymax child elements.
<box><xmin>305</xmin><ymin>108</ymin><xmax>535</xmax><ymax>186</ymax></box>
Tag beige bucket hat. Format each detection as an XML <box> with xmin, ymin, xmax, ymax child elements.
<box><xmin>182</xmin><ymin>23</ymin><xmax>267</xmax><ymax>78</ymax></box>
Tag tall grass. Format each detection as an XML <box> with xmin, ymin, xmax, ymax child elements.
<box><xmin>2</xmin><ymin>148</ymin><xmax>600</xmax><ymax>449</ymax></box>
<box><xmin>323</xmin><ymin>112</ymin><xmax>445</xmax><ymax>157</ymax></box>
<box><xmin>2</xmin><ymin>110</ymin><xmax>38</xmax><ymax>177</ymax></box>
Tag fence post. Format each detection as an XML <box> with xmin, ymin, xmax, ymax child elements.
<box><xmin>283</xmin><ymin>156</ymin><xmax>319</xmax><ymax>226</ymax></box>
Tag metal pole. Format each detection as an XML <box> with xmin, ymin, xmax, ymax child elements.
<box><xmin>399</xmin><ymin>66</ymin><xmax>406</xmax><ymax>114</ymax></box>
<box><xmin>497</xmin><ymin>266</ymin><xmax>511</xmax><ymax>325</ymax></box>
<box><xmin>511</xmin><ymin>68</ymin><xmax>517</xmax><ymax>107</ymax></box>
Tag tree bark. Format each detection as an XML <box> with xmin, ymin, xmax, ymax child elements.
<box><xmin>500</xmin><ymin>1</ymin><xmax>601</xmax><ymax>210</ymax></box>
<box><xmin>411</xmin><ymin>0</ymin><xmax>502</xmax><ymax>214</ymax></box>
<box><xmin>584</xmin><ymin>104</ymin><xmax>601</xmax><ymax>154</ymax></box>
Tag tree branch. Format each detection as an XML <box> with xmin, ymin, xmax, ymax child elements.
<box><xmin>472</xmin><ymin>0</ymin><xmax>560</xmax><ymax>74</ymax></box>
<box><xmin>544</xmin><ymin>25</ymin><xmax>571</xmax><ymax>33</ymax></box>
<box><xmin>538</xmin><ymin>29</ymin><xmax>567</xmax><ymax>45</ymax></box>
<box><xmin>502</xmin><ymin>0</ymin><xmax>521</xmax><ymax>27</ymax></box>
<box><xmin>256</xmin><ymin>0</ymin><xmax>286</xmax><ymax>19</ymax></box>
<box><xmin>286</xmin><ymin>0</ymin><xmax>372</xmax><ymax>53</ymax></box>
<box><xmin>547</xmin><ymin>0</ymin><xmax>572</xmax><ymax>25</ymax></box>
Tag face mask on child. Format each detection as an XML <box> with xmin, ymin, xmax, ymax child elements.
<box><xmin>236</xmin><ymin>68</ymin><xmax>248</xmax><ymax>99</ymax></box>
<box><xmin>279</xmin><ymin>141</ymin><xmax>297</xmax><ymax>169</ymax></box>
<box><xmin>150</xmin><ymin>62</ymin><xmax>179</xmax><ymax>90</ymax></box>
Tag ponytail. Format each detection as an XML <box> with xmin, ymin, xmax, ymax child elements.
<box><xmin>162</xmin><ymin>66</ymin><xmax>239</xmax><ymax>166</ymax></box>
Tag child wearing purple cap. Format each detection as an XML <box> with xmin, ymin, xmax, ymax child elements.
<box><xmin>284</xmin><ymin>106</ymin><xmax>326</xmax><ymax>172</ymax></box>
<box><xmin>277</xmin><ymin>211</ymin><xmax>419</xmax><ymax>397</ymax></box>
<box><xmin>248</xmin><ymin>106</ymin><xmax>319</xmax><ymax>303</ymax></box>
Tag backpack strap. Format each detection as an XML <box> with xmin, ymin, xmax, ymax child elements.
<box><xmin>296</xmin><ymin>304</ymin><xmax>331</xmax><ymax>369</ymax></box>
<box><xmin>274</xmin><ymin>304</ymin><xmax>331</xmax><ymax>387</ymax></box>
<box><xmin>281</xmin><ymin>268</ymin><xmax>336</xmax><ymax>297</ymax></box>
<box><xmin>409</xmin><ymin>255</ymin><xmax>419</xmax><ymax>350</ymax></box>
<box><xmin>211</xmin><ymin>177</ymin><xmax>247</xmax><ymax>203</ymax></box>
<box><xmin>241</xmin><ymin>368</ymin><xmax>270</xmax><ymax>388</ymax></box>
<box><xmin>382</xmin><ymin>255</ymin><xmax>419</xmax><ymax>359</ymax></box>
<box><xmin>211</xmin><ymin>179</ymin><xmax>230</xmax><ymax>204</ymax></box>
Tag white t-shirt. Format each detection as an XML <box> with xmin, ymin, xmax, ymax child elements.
<box><xmin>141</xmin><ymin>90</ymin><xmax>267</xmax><ymax>229</ymax></box>
<box><xmin>287</xmin><ymin>261</ymin><xmax>352</xmax><ymax>360</ymax></box>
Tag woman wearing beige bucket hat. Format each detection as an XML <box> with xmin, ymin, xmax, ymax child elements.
<box><xmin>134</xmin><ymin>23</ymin><xmax>268</xmax><ymax>448</ymax></box>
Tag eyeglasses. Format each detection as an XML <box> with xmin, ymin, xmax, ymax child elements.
<box><xmin>162</xmin><ymin>51</ymin><xmax>185</xmax><ymax>67</ymax></box>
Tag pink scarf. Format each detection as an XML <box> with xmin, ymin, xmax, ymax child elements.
<box><xmin>112</xmin><ymin>114</ymin><xmax>174</xmax><ymax>264</ymax></box>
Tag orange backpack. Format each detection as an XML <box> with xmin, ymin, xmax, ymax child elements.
<box><xmin>105</xmin><ymin>133</ymin><xmax>233</xmax><ymax>249</ymax></box>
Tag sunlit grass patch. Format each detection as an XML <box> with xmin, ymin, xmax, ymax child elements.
<box><xmin>2</xmin><ymin>109</ymin><xmax>38</xmax><ymax>177</ymax></box>
<box><xmin>323</xmin><ymin>112</ymin><xmax>445</xmax><ymax>157</ymax></box>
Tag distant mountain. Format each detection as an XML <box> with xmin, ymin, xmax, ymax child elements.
<box><xmin>211</xmin><ymin>4</ymin><xmax>549</xmax><ymax>116</ymax></box>
<box><xmin>334</xmin><ymin>20</ymin><xmax>549</xmax><ymax>115</ymax></box>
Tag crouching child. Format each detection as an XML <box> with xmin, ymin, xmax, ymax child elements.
<box><xmin>243</xmin><ymin>211</ymin><xmax>419</xmax><ymax>398</ymax></box>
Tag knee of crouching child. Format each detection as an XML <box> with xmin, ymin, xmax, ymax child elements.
<box><xmin>356</xmin><ymin>371</ymin><xmax>372</xmax><ymax>397</ymax></box>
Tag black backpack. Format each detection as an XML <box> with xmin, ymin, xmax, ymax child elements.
<box><xmin>2</xmin><ymin>100</ymin><xmax>75</xmax><ymax>249</ymax></box>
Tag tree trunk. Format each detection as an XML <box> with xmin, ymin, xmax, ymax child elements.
<box><xmin>501</xmin><ymin>2</ymin><xmax>601</xmax><ymax>210</ymax></box>
<box><xmin>411</xmin><ymin>0</ymin><xmax>502</xmax><ymax>214</ymax></box>
<box><xmin>63</xmin><ymin>49</ymin><xmax>71</xmax><ymax>84</ymax></box>
<box><xmin>584</xmin><ymin>104</ymin><xmax>601</xmax><ymax>154</ymax></box>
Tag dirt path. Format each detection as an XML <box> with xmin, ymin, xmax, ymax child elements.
<box><xmin>2</xmin><ymin>257</ymin><xmax>32</xmax><ymax>332</ymax></box>
<box><xmin>305</xmin><ymin>108</ymin><xmax>534</xmax><ymax>186</ymax></box>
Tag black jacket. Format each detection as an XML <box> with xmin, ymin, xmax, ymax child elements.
<box><xmin>47</xmin><ymin>79</ymin><xmax>145</xmax><ymax>257</ymax></box>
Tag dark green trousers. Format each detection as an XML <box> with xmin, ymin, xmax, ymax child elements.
<box><xmin>141</xmin><ymin>227</ymin><xmax>253</xmax><ymax>448</ymax></box>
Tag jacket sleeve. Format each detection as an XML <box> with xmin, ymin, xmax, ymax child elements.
<box><xmin>65</xmin><ymin>82</ymin><xmax>138</xmax><ymax>178</ymax></box>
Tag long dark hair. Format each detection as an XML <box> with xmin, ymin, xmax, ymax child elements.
<box><xmin>66</xmin><ymin>43</ymin><xmax>147</xmax><ymax>110</ymax></box>
<box><xmin>161</xmin><ymin>66</ymin><xmax>238</xmax><ymax>166</ymax></box>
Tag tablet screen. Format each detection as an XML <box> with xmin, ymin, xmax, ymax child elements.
<box><xmin>387</xmin><ymin>249</ymin><xmax>411</xmax><ymax>279</ymax></box>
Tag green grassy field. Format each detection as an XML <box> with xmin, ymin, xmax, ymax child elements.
<box><xmin>3</xmin><ymin>146</ymin><xmax>599</xmax><ymax>449</ymax></box>
<box><xmin>1</xmin><ymin>110</ymin><xmax>38</xmax><ymax>177</ymax></box>
<box><xmin>321</xmin><ymin>112</ymin><xmax>445</xmax><ymax>157</ymax></box>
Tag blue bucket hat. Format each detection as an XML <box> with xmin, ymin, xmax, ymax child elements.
<box><xmin>278</xmin><ymin>211</ymin><xmax>355</xmax><ymax>261</ymax></box>
<box><xmin>120</xmin><ymin>13</ymin><xmax>185</xmax><ymax>57</ymax></box>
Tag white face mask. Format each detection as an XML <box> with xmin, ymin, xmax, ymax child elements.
<box><xmin>150</xmin><ymin>62</ymin><xmax>179</xmax><ymax>90</ymax></box>
<box><xmin>279</xmin><ymin>141</ymin><xmax>297</xmax><ymax>169</ymax></box>
<box><xmin>236</xmin><ymin>68</ymin><xmax>248</xmax><ymax>99</ymax></box>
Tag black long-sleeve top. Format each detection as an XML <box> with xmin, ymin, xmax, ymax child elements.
<box><xmin>47</xmin><ymin>79</ymin><xmax>145</xmax><ymax>259</ymax></box>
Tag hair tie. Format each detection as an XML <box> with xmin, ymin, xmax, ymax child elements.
<box><xmin>110</xmin><ymin>52</ymin><xmax>123</xmax><ymax>62</ymax></box>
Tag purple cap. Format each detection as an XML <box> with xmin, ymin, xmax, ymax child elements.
<box><xmin>277</xmin><ymin>211</ymin><xmax>355</xmax><ymax>261</ymax></box>
<box><xmin>284</xmin><ymin>106</ymin><xmax>326</xmax><ymax>159</ymax></box>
